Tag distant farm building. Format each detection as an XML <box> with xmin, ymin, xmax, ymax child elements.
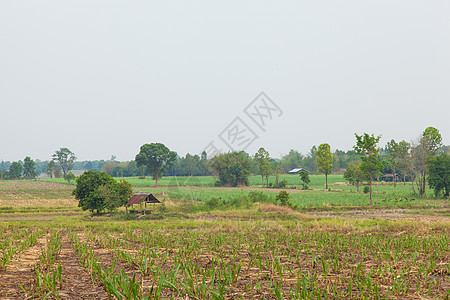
<box><xmin>288</xmin><ymin>168</ymin><xmax>308</xmax><ymax>175</ymax></box>
<box><xmin>381</xmin><ymin>174</ymin><xmax>402</xmax><ymax>182</ymax></box>
<box><xmin>126</xmin><ymin>193</ymin><xmax>161</xmax><ymax>214</ymax></box>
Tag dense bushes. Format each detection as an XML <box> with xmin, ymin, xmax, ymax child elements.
<box><xmin>73</xmin><ymin>170</ymin><xmax>132</xmax><ymax>214</ymax></box>
<box><xmin>209</xmin><ymin>152</ymin><xmax>252</xmax><ymax>186</ymax></box>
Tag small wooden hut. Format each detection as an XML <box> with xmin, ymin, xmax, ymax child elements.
<box><xmin>126</xmin><ymin>193</ymin><xmax>161</xmax><ymax>214</ymax></box>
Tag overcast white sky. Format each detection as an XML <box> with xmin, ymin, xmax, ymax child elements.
<box><xmin>1</xmin><ymin>1</ymin><xmax>449</xmax><ymax>161</ymax></box>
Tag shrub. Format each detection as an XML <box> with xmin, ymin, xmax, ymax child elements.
<box><xmin>275</xmin><ymin>190</ymin><xmax>298</xmax><ymax>210</ymax></box>
<box><xmin>270</xmin><ymin>179</ymin><xmax>287</xmax><ymax>189</ymax></box>
<box><xmin>247</xmin><ymin>191</ymin><xmax>273</xmax><ymax>203</ymax></box>
<box><xmin>363</xmin><ymin>186</ymin><xmax>370</xmax><ymax>194</ymax></box>
<box><xmin>206</xmin><ymin>197</ymin><xmax>223</xmax><ymax>208</ymax></box>
<box><xmin>64</xmin><ymin>173</ymin><xmax>76</xmax><ymax>184</ymax></box>
<box><xmin>276</xmin><ymin>191</ymin><xmax>290</xmax><ymax>206</ymax></box>
<box><xmin>299</xmin><ymin>171</ymin><xmax>310</xmax><ymax>190</ymax></box>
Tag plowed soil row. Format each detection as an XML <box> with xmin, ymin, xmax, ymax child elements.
<box><xmin>77</xmin><ymin>232</ymin><xmax>158</xmax><ymax>295</ymax></box>
<box><xmin>54</xmin><ymin>233</ymin><xmax>109</xmax><ymax>299</ymax></box>
<box><xmin>0</xmin><ymin>234</ymin><xmax>47</xmax><ymax>299</ymax></box>
<box><xmin>0</xmin><ymin>232</ymin><xmax>111</xmax><ymax>299</ymax></box>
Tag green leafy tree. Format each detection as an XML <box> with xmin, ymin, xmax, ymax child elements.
<box><xmin>275</xmin><ymin>164</ymin><xmax>280</xmax><ymax>187</ymax></box>
<box><xmin>298</xmin><ymin>170</ymin><xmax>310</xmax><ymax>190</ymax></box>
<box><xmin>386</xmin><ymin>140</ymin><xmax>400</xmax><ymax>187</ymax></box>
<box><xmin>115</xmin><ymin>179</ymin><xmax>133</xmax><ymax>206</ymax></box>
<box><xmin>303</xmin><ymin>146</ymin><xmax>318</xmax><ymax>173</ymax></box>
<box><xmin>344</xmin><ymin>161</ymin><xmax>364</xmax><ymax>192</ymax></box>
<box><xmin>97</xmin><ymin>179</ymin><xmax>133</xmax><ymax>213</ymax></box>
<box><xmin>46</xmin><ymin>160</ymin><xmax>62</xmax><ymax>178</ymax></box>
<box><xmin>23</xmin><ymin>156</ymin><xmax>37</xmax><ymax>179</ymax></box>
<box><xmin>0</xmin><ymin>170</ymin><xmax>9</xmax><ymax>180</ymax></box>
<box><xmin>354</xmin><ymin>133</ymin><xmax>383</xmax><ymax>206</ymax></box>
<box><xmin>415</xmin><ymin>127</ymin><xmax>443</xmax><ymax>196</ymax></box>
<box><xmin>254</xmin><ymin>147</ymin><xmax>274</xmax><ymax>187</ymax></box>
<box><xmin>73</xmin><ymin>170</ymin><xmax>117</xmax><ymax>214</ymax></box>
<box><xmin>427</xmin><ymin>153</ymin><xmax>449</xmax><ymax>198</ymax></box>
<box><xmin>332</xmin><ymin>149</ymin><xmax>360</xmax><ymax>171</ymax></box>
<box><xmin>64</xmin><ymin>172</ymin><xmax>76</xmax><ymax>184</ymax></box>
<box><xmin>199</xmin><ymin>151</ymin><xmax>209</xmax><ymax>175</ymax></box>
<box><xmin>396</xmin><ymin>140</ymin><xmax>411</xmax><ymax>186</ymax></box>
<box><xmin>9</xmin><ymin>162</ymin><xmax>23</xmax><ymax>180</ymax></box>
<box><xmin>209</xmin><ymin>151</ymin><xmax>252</xmax><ymax>186</ymax></box>
<box><xmin>102</xmin><ymin>160</ymin><xmax>119</xmax><ymax>175</ymax></box>
<box><xmin>135</xmin><ymin>143</ymin><xmax>177</xmax><ymax>187</ymax></box>
<box><xmin>52</xmin><ymin>148</ymin><xmax>77</xmax><ymax>177</ymax></box>
<box><xmin>315</xmin><ymin>143</ymin><xmax>333</xmax><ymax>189</ymax></box>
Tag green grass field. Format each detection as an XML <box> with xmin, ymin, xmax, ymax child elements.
<box><xmin>40</xmin><ymin>173</ymin><xmax>426</xmax><ymax>192</ymax></box>
<box><xmin>37</xmin><ymin>174</ymin><xmax>440</xmax><ymax>209</ymax></box>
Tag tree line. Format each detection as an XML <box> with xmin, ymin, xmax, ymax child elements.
<box><xmin>1</xmin><ymin>127</ymin><xmax>448</xmax><ymax>199</ymax></box>
<box><xmin>207</xmin><ymin>126</ymin><xmax>448</xmax><ymax>201</ymax></box>
<box><xmin>345</xmin><ymin>127</ymin><xmax>448</xmax><ymax>201</ymax></box>
<box><xmin>0</xmin><ymin>145</ymin><xmax>391</xmax><ymax>180</ymax></box>
<box><xmin>0</xmin><ymin>148</ymin><xmax>77</xmax><ymax>181</ymax></box>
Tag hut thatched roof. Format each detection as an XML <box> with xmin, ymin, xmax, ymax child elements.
<box><xmin>126</xmin><ymin>193</ymin><xmax>161</xmax><ymax>206</ymax></box>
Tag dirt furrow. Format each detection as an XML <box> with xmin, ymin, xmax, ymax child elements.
<box><xmin>0</xmin><ymin>234</ymin><xmax>46</xmax><ymax>299</ymax></box>
<box><xmin>54</xmin><ymin>232</ymin><xmax>109</xmax><ymax>299</ymax></box>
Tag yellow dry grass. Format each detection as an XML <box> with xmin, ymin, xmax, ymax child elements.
<box><xmin>0</xmin><ymin>198</ymin><xmax>78</xmax><ymax>208</ymax></box>
<box><xmin>0</xmin><ymin>180</ymin><xmax>72</xmax><ymax>190</ymax></box>
<box><xmin>258</xmin><ymin>203</ymin><xmax>298</xmax><ymax>214</ymax></box>
<box><xmin>0</xmin><ymin>180</ymin><xmax>76</xmax><ymax>208</ymax></box>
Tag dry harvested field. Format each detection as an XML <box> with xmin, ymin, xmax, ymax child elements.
<box><xmin>0</xmin><ymin>180</ymin><xmax>76</xmax><ymax>208</ymax></box>
<box><xmin>0</xmin><ymin>180</ymin><xmax>449</xmax><ymax>299</ymax></box>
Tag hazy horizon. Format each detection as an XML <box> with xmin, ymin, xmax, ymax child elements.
<box><xmin>1</xmin><ymin>1</ymin><xmax>449</xmax><ymax>162</ymax></box>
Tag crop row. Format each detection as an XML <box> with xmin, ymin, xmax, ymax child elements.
<box><xmin>29</xmin><ymin>230</ymin><xmax>63</xmax><ymax>298</ymax></box>
<box><xmin>80</xmin><ymin>224</ymin><xmax>449</xmax><ymax>299</ymax></box>
<box><xmin>0</xmin><ymin>226</ymin><xmax>44</xmax><ymax>270</ymax></box>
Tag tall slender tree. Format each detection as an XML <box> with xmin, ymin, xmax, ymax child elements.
<box><xmin>254</xmin><ymin>147</ymin><xmax>274</xmax><ymax>186</ymax></box>
<box><xmin>344</xmin><ymin>161</ymin><xmax>364</xmax><ymax>192</ymax></box>
<box><xmin>52</xmin><ymin>148</ymin><xmax>77</xmax><ymax>177</ymax></box>
<box><xmin>315</xmin><ymin>143</ymin><xmax>333</xmax><ymax>189</ymax></box>
<box><xmin>396</xmin><ymin>140</ymin><xmax>411</xmax><ymax>186</ymax></box>
<box><xmin>354</xmin><ymin>133</ymin><xmax>382</xmax><ymax>206</ymax></box>
<box><xmin>386</xmin><ymin>140</ymin><xmax>399</xmax><ymax>187</ymax></box>
<box><xmin>46</xmin><ymin>160</ymin><xmax>62</xmax><ymax>178</ymax></box>
<box><xmin>415</xmin><ymin>127</ymin><xmax>442</xmax><ymax>196</ymax></box>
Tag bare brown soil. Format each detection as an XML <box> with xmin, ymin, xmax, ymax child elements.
<box><xmin>52</xmin><ymin>233</ymin><xmax>109</xmax><ymax>299</ymax></box>
<box><xmin>0</xmin><ymin>235</ymin><xmax>47</xmax><ymax>299</ymax></box>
